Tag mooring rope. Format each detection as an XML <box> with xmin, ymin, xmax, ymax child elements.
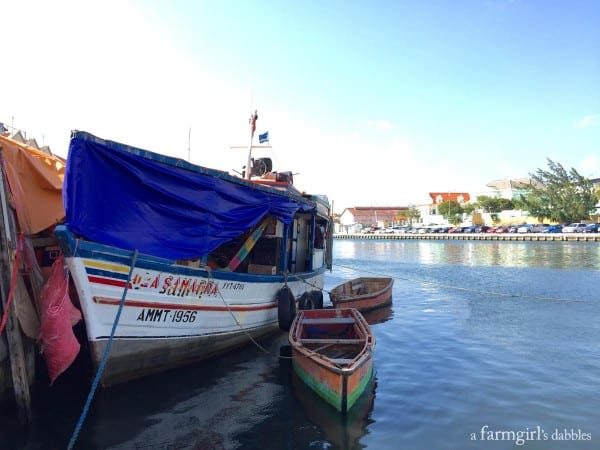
<box><xmin>209</xmin><ymin>269</ymin><xmax>272</xmax><ymax>355</ymax></box>
<box><xmin>333</xmin><ymin>262</ymin><xmax>587</xmax><ymax>303</ymax></box>
<box><xmin>67</xmin><ymin>249</ymin><xmax>139</xmax><ymax>450</ymax></box>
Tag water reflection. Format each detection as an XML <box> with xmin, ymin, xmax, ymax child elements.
<box><xmin>338</xmin><ymin>239</ymin><xmax>600</xmax><ymax>270</ymax></box>
<box><xmin>362</xmin><ymin>305</ymin><xmax>394</xmax><ymax>325</ymax></box>
<box><xmin>291</xmin><ymin>371</ymin><xmax>376</xmax><ymax>450</ymax></box>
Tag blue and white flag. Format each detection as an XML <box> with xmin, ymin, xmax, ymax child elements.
<box><xmin>258</xmin><ymin>131</ymin><xmax>269</xmax><ymax>144</ymax></box>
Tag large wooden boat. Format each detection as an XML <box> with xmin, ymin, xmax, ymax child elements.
<box><xmin>55</xmin><ymin>124</ymin><xmax>332</xmax><ymax>386</ymax></box>
<box><xmin>289</xmin><ymin>308</ymin><xmax>375</xmax><ymax>413</ymax></box>
<box><xmin>329</xmin><ymin>277</ymin><xmax>393</xmax><ymax>312</ymax></box>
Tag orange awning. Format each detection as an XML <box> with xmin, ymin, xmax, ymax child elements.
<box><xmin>0</xmin><ymin>135</ymin><xmax>65</xmax><ymax>235</ymax></box>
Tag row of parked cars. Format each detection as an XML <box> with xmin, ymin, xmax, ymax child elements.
<box><xmin>364</xmin><ymin>223</ymin><xmax>600</xmax><ymax>235</ymax></box>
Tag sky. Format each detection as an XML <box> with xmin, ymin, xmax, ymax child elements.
<box><xmin>2</xmin><ymin>0</ymin><xmax>599</xmax><ymax>213</ymax></box>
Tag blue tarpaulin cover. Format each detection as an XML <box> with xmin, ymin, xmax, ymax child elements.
<box><xmin>63</xmin><ymin>131</ymin><xmax>315</xmax><ymax>260</ymax></box>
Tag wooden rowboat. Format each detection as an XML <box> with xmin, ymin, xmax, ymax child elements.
<box><xmin>289</xmin><ymin>308</ymin><xmax>375</xmax><ymax>413</ymax></box>
<box><xmin>329</xmin><ymin>277</ymin><xmax>393</xmax><ymax>312</ymax></box>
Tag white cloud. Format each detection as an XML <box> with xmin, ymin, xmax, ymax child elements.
<box><xmin>367</xmin><ymin>120</ymin><xmax>393</xmax><ymax>131</ymax></box>
<box><xmin>1</xmin><ymin>0</ymin><xmax>249</xmax><ymax>160</ymax></box>
<box><xmin>574</xmin><ymin>114</ymin><xmax>600</xmax><ymax>129</ymax></box>
<box><xmin>579</xmin><ymin>155</ymin><xmax>600</xmax><ymax>177</ymax></box>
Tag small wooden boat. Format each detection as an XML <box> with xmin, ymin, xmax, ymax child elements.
<box><xmin>289</xmin><ymin>308</ymin><xmax>375</xmax><ymax>413</ymax></box>
<box><xmin>329</xmin><ymin>277</ymin><xmax>393</xmax><ymax>312</ymax></box>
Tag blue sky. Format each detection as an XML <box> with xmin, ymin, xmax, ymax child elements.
<box><xmin>2</xmin><ymin>0</ymin><xmax>598</xmax><ymax>212</ymax></box>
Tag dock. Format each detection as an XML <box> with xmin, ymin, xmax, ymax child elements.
<box><xmin>334</xmin><ymin>233</ymin><xmax>600</xmax><ymax>242</ymax></box>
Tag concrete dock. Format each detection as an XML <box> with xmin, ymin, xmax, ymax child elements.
<box><xmin>334</xmin><ymin>233</ymin><xmax>600</xmax><ymax>242</ymax></box>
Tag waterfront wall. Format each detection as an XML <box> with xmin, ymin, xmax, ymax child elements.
<box><xmin>334</xmin><ymin>233</ymin><xmax>600</xmax><ymax>242</ymax></box>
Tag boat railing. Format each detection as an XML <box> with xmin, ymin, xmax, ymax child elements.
<box><xmin>299</xmin><ymin>338</ymin><xmax>364</xmax><ymax>344</ymax></box>
<box><xmin>301</xmin><ymin>317</ymin><xmax>356</xmax><ymax>325</ymax></box>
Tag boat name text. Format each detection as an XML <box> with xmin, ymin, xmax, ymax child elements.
<box><xmin>131</xmin><ymin>272</ymin><xmax>220</xmax><ymax>298</ymax></box>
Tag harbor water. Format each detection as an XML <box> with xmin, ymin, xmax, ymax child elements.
<box><xmin>2</xmin><ymin>239</ymin><xmax>599</xmax><ymax>449</ymax></box>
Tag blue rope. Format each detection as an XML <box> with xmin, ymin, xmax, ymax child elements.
<box><xmin>67</xmin><ymin>249</ymin><xmax>139</xmax><ymax>450</ymax></box>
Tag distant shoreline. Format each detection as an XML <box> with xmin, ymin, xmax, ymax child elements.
<box><xmin>333</xmin><ymin>233</ymin><xmax>600</xmax><ymax>243</ymax></box>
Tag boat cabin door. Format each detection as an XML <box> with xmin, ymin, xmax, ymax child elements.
<box><xmin>289</xmin><ymin>217</ymin><xmax>310</xmax><ymax>273</ymax></box>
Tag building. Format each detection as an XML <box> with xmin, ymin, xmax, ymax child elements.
<box><xmin>338</xmin><ymin>206</ymin><xmax>408</xmax><ymax>233</ymax></box>
<box><xmin>416</xmin><ymin>192</ymin><xmax>471</xmax><ymax>226</ymax></box>
<box><xmin>484</xmin><ymin>178</ymin><xmax>541</xmax><ymax>200</ymax></box>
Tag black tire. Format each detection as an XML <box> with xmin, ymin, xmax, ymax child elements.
<box><xmin>298</xmin><ymin>292</ymin><xmax>313</xmax><ymax>310</ymax></box>
<box><xmin>277</xmin><ymin>286</ymin><xmax>296</xmax><ymax>331</ymax></box>
<box><xmin>309</xmin><ymin>291</ymin><xmax>324</xmax><ymax>309</ymax></box>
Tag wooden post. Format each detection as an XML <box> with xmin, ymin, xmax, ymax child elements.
<box><xmin>0</xmin><ymin>150</ymin><xmax>32</xmax><ymax>424</ymax></box>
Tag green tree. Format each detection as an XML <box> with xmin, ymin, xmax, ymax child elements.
<box><xmin>438</xmin><ymin>200</ymin><xmax>463</xmax><ymax>225</ymax></box>
<box><xmin>520</xmin><ymin>158</ymin><xmax>598</xmax><ymax>223</ymax></box>
<box><xmin>404</xmin><ymin>207</ymin><xmax>421</xmax><ymax>225</ymax></box>
<box><xmin>462</xmin><ymin>203</ymin><xmax>476</xmax><ymax>215</ymax></box>
<box><xmin>476</xmin><ymin>195</ymin><xmax>515</xmax><ymax>212</ymax></box>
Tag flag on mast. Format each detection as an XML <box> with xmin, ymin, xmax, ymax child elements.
<box><xmin>249</xmin><ymin>110</ymin><xmax>258</xmax><ymax>139</ymax></box>
<box><xmin>258</xmin><ymin>131</ymin><xmax>269</xmax><ymax>144</ymax></box>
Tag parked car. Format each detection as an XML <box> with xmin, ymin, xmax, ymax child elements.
<box><xmin>463</xmin><ymin>225</ymin><xmax>477</xmax><ymax>233</ymax></box>
<box><xmin>517</xmin><ymin>224</ymin><xmax>533</xmax><ymax>233</ymax></box>
<box><xmin>476</xmin><ymin>225</ymin><xmax>491</xmax><ymax>233</ymax></box>
<box><xmin>508</xmin><ymin>225</ymin><xmax>519</xmax><ymax>233</ymax></box>
<box><xmin>542</xmin><ymin>224</ymin><xmax>563</xmax><ymax>233</ymax></box>
<box><xmin>495</xmin><ymin>225</ymin><xmax>510</xmax><ymax>233</ymax></box>
<box><xmin>583</xmin><ymin>223</ymin><xmax>599</xmax><ymax>233</ymax></box>
<box><xmin>562</xmin><ymin>223</ymin><xmax>587</xmax><ymax>233</ymax></box>
<box><xmin>530</xmin><ymin>224</ymin><xmax>549</xmax><ymax>233</ymax></box>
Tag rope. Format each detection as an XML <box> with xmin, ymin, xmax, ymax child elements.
<box><xmin>210</xmin><ymin>269</ymin><xmax>331</xmax><ymax>361</ymax></box>
<box><xmin>209</xmin><ymin>268</ymin><xmax>272</xmax><ymax>355</ymax></box>
<box><xmin>333</xmin><ymin>262</ymin><xmax>587</xmax><ymax>303</ymax></box>
<box><xmin>0</xmin><ymin>233</ymin><xmax>23</xmax><ymax>334</ymax></box>
<box><xmin>67</xmin><ymin>249</ymin><xmax>139</xmax><ymax>450</ymax></box>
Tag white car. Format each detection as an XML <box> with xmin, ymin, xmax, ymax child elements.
<box><xmin>562</xmin><ymin>223</ymin><xmax>587</xmax><ymax>233</ymax></box>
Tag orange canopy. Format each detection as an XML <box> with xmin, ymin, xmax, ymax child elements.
<box><xmin>0</xmin><ymin>135</ymin><xmax>65</xmax><ymax>235</ymax></box>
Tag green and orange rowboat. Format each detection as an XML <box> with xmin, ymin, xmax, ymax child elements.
<box><xmin>289</xmin><ymin>308</ymin><xmax>375</xmax><ymax>413</ymax></box>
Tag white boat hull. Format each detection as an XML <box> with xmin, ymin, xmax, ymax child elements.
<box><xmin>64</xmin><ymin>246</ymin><xmax>324</xmax><ymax>386</ymax></box>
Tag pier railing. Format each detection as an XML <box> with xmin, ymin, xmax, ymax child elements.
<box><xmin>333</xmin><ymin>233</ymin><xmax>600</xmax><ymax>242</ymax></box>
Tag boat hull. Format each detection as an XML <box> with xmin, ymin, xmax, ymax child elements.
<box><xmin>59</xmin><ymin>233</ymin><xmax>325</xmax><ymax>386</ymax></box>
<box><xmin>329</xmin><ymin>277</ymin><xmax>393</xmax><ymax>312</ymax></box>
<box><xmin>289</xmin><ymin>309</ymin><xmax>375</xmax><ymax>413</ymax></box>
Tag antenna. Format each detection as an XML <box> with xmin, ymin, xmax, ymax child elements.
<box><xmin>187</xmin><ymin>127</ymin><xmax>191</xmax><ymax>162</ymax></box>
<box><xmin>246</xmin><ymin>110</ymin><xmax>258</xmax><ymax>180</ymax></box>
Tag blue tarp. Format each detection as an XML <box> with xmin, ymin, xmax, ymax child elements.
<box><xmin>63</xmin><ymin>131</ymin><xmax>315</xmax><ymax>259</ymax></box>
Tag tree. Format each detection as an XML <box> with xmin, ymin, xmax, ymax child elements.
<box><xmin>520</xmin><ymin>158</ymin><xmax>598</xmax><ymax>223</ymax></box>
<box><xmin>438</xmin><ymin>200</ymin><xmax>463</xmax><ymax>225</ymax></box>
<box><xmin>475</xmin><ymin>195</ymin><xmax>515</xmax><ymax>213</ymax></box>
<box><xmin>405</xmin><ymin>207</ymin><xmax>421</xmax><ymax>225</ymax></box>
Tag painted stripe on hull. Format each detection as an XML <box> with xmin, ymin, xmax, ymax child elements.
<box><xmin>293</xmin><ymin>358</ymin><xmax>344</xmax><ymax>411</ymax></box>
<box><xmin>292</xmin><ymin>350</ymin><xmax>374</xmax><ymax>413</ymax></box>
<box><xmin>93</xmin><ymin>296</ymin><xmax>276</xmax><ymax>312</ymax></box>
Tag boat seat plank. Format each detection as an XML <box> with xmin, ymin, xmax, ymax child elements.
<box><xmin>300</xmin><ymin>338</ymin><xmax>364</xmax><ymax>344</ymax></box>
<box><xmin>329</xmin><ymin>358</ymin><xmax>355</xmax><ymax>364</ymax></box>
<box><xmin>302</xmin><ymin>318</ymin><xmax>356</xmax><ymax>325</ymax></box>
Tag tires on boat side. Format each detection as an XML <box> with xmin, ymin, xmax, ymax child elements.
<box><xmin>298</xmin><ymin>290</ymin><xmax>324</xmax><ymax>310</ymax></box>
<box><xmin>309</xmin><ymin>290</ymin><xmax>324</xmax><ymax>310</ymax></box>
<box><xmin>298</xmin><ymin>292</ymin><xmax>312</xmax><ymax>310</ymax></box>
<box><xmin>277</xmin><ymin>286</ymin><xmax>296</xmax><ymax>331</ymax></box>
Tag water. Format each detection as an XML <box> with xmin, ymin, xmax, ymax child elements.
<box><xmin>2</xmin><ymin>239</ymin><xmax>599</xmax><ymax>449</ymax></box>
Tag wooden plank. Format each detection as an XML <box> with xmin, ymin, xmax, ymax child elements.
<box><xmin>0</xmin><ymin>159</ymin><xmax>32</xmax><ymax>424</ymax></box>
<box><xmin>301</xmin><ymin>317</ymin><xmax>356</xmax><ymax>325</ymax></box>
<box><xmin>300</xmin><ymin>338</ymin><xmax>363</xmax><ymax>344</ymax></box>
<box><xmin>329</xmin><ymin>358</ymin><xmax>355</xmax><ymax>364</ymax></box>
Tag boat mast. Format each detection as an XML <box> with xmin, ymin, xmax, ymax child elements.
<box><xmin>246</xmin><ymin>110</ymin><xmax>258</xmax><ymax>180</ymax></box>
